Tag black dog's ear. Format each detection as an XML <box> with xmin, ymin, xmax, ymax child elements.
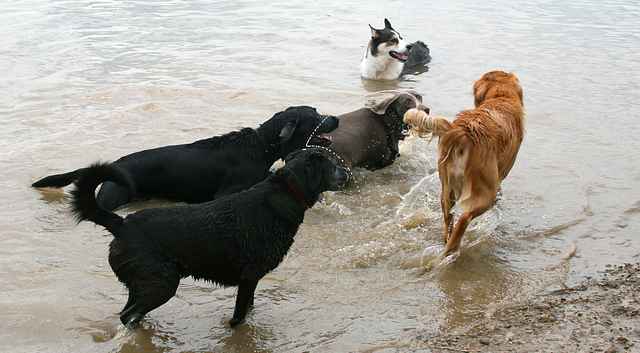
<box><xmin>384</xmin><ymin>18</ymin><xmax>393</xmax><ymax>30</ymax></box>
<box><xmin>304</xmin><ymin>154</ymin><xmax>325</xmax><ymax>190</ymax></box>
<box><xmin>279</xmin><ymin>120</ymin><xmax>298</xmax><ymax>142</ymax></box>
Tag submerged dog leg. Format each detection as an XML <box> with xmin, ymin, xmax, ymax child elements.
<box><xmin>121</xmin><ymin>291</ymin><xmax>136</xmax><ymax>315</ymax></box>
<box><xmin>441</xmin><ymin>187</ymin><xmax>455</xmax><ymax>244</ymax></box>
<box><xmin>120</xmin><ymin>304</ymin><xmax>145</xmax><ymax>329</ymax></box>
<box><xmin>443</xmin><ymin>199</ymin><xmax>493</xmax><ymax>256</ymax></box>
<box><xmin>443</xmin><ymin>212</ymin><xmax>473</xmax><ymax>256</ymax></box>
<box><xmin>118</xmin><ymin>269</ymin><xmax>180</xmax><ymax>328</ymax></box>
<box><xmin>230</xmin><ymin>279</ymin><xmax>258</xmax><ymax>327</ymax></box>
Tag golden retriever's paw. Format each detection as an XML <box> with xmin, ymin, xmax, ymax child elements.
<box><xmin>400</xmin><ymin>245</ymin><xmax>444</xmax><ymax>271</ymax></box>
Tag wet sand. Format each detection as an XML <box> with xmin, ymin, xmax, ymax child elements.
<box><xmin>366</xmin><ymin>263</ymin><xmax>640</xmax><ymax>353</ymax></box>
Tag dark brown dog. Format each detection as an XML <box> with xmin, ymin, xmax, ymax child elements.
<box><xmin>312</xmin><ymin>90</ymin><xmax>429</xmax><ymax>171</ymax></box>
<box><xmin>404</xmin><ymin>71</ymin><xmax>524</xmax><ymax>255</ymax></box>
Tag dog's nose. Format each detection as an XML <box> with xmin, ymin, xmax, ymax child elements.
<box><xmin>321</xmin><ymin>116</ymin><xmax>340</xmax><ymax>132</ymax></box>
<box><xmin>418</xmin><ymin>104</ymin><xmax>430</xmax><ymax>115</ymax></box>
<box><xmin>334</xmin><ymin>167</ymin><xmax>350</xmax><ymax>187</ymax></box>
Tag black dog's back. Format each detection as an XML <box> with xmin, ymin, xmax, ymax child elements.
<box><xmin>97</xmin><ymin>129</ymin><xmax>270</xmax><ymax>208</ymax></box>
<box><xmin>34</xmin><ymin>107</ymin><xmax>340</xmax><ymax>211</ymax></box>
<box><xmin>118</xmin><ymin>185</ymin><xmax>296</xmax><ymax>286</ymax></box>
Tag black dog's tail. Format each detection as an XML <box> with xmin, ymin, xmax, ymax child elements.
<box><xmin>71</xmin><ymin>163</ymin><xmax>134</xmax><ymax>234</ymax></box>
<box><xmin>32</xmin><ymin>168</ymin><xmax>88</xmax><ymax>188</ymax></box>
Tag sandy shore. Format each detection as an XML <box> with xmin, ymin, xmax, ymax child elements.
<box><xmin>418</xmin><ymin>263</ymin><xmax>640</xmax><ymax>353</ymax></box>
<box><xmin>365</xmin><ymin>263</ymin><xmax>640</xmax><ymax>353</ymax></box>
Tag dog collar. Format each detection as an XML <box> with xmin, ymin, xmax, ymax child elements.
<box><xmin>277</xmin><ymin>174</ymin><xmax>313</xmax><ymax>210</ymax></box>
<box><xmin>301</xmin><ymin>145</ymin><xmax>353</xmax><ymax>183</ymax></box>
<box><xmin>304</xmin><ymin>116</ymin><xmax>354</xmax><ymax>183</ymax></box>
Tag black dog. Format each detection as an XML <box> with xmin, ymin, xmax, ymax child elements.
<box><xmin>311</xmin><ymin>91</ymin><xmax>429</xmax><ymax>170</ymax></box>
<box><xmin>70</xmin><ymin>148</ymin><xmax>349</xmax><ymax>328</ymax></box>
<box><xmin>33</xmin><ymin>106</ymin><xmax>339</xmax><ymax>210</ymax></box>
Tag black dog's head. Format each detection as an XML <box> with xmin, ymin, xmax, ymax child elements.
<box><xmin>258</xmin><ymin>106</ymin><xmax>339</xmax><ymax>158</ymax></box>
<box><xmin>268</xmin><ymin>148</ymin><xmax>348</xmax><ymax>222</ymax></box>
<box><xmin>280</xmin><ymin>148</ymin><xmax>349</xmax><ymax>198</ymax></box>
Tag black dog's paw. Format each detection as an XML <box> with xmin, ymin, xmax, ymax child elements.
<box><xmin>229</xmin><ymin>317</ymin><xmax>244</xmax><ymax>328</ymax></box>
<box><xmin>123</xmin><ymin>314</ymin><xmax>144</xmax><ymax>330</ymax></box>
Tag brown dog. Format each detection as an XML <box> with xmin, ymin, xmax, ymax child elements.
<box><xmin>310</xmin><ymin>90</ymin><xmax>428</xmax><ymax>171</ymax></box>
<box><xmin>403</xmin><ymin>71</ymin><xmax>524</xmax><ymax>255</ymax></box>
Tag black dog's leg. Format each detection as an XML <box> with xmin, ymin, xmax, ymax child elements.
<box><xmin>97</xmin><ymin>181</ymin><xmax>132</xmax><ymax>211</ymax></box>
<box><xmin>229</xmin><ymin>280</ymin><xmax>258</xmax><ymax>327</ymax></box>
<box><xmin>229</xmin><ymin>267</ymin><xmax>260</xmax><ymax>327</ymax></box>
<box><xmin>248</xmin><ymin>291</ymin><xmax>255</xmax><ymax>308</ymax></box>
<box><xmin>121</xmin><ymin>291</ymin><xmax>136</xmax><ymax>314</ymax></box>
<box><xmin>120</xmin><ymin>304</ymin><xmax>144</xmax><ymax>330</ymax></box>
<box><xmin>119</xmin><ymin>269</ymin><xmax>180</xmax><ymax>328</ymax></box>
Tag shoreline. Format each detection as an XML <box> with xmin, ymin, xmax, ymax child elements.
<box><xmin>419</xmin><ymin>263</ymin><xmax>640</xmax><ymax>352</ymax></box>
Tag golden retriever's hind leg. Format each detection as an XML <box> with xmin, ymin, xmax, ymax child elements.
<box><xmin>441</xmin><ymin>190</ymin><xmax>455</xmax><ymax>244</ymax></box>
<box><xmin>443</xmin><ymin>212</ymin><xmax>473</xmax><ymax>256</ymax></box>
<box><xmin>443</xmin><ymin>198</ymin><xmax>494</xmax><ymax>256</ymax></box>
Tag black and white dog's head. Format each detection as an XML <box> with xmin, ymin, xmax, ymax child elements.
<box><xmin>360</xmin><ymin>19</ymin><xmax>411</xmax><ymax>80</ymax></box>
<box><xmin>368</xmin><ymin>19</ymin><xmax>409</xmax><ymax>62</ymax></box>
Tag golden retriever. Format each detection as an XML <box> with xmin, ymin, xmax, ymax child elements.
<box><xmin>403</xmin><ymin>71</ymin><xmax>524</xmax><ymax>255</ymax></box>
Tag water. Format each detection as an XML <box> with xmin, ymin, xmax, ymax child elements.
<box><xmin>2</xmin><ymin>0</ymin><xmax>639</xmax><ymax>352</ymax></box>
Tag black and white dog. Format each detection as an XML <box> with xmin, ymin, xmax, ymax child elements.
<box><xmin>360</xmin><ymin>19</ymin><xmax>431</xmax><ymax>80</ymax></box>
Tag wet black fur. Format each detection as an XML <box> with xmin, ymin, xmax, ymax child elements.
<box><xmin>33</xmin><ymin>106</ymin><xmax>339</xmax><ymax>210</ymax></box>
<box><xmin>403</xmin><ymin>41</ymin><xmax>431</xmax><ymax>74</ymax></box>
<box><xmin>70</xmin><ymin>149</ymin><xmax>347</xmax><ymax>328</ymax></box>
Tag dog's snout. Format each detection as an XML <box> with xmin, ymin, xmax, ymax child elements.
<box><xmin>321</xmin><ymin>116</ymin><xmax>340</xmax><ymax>133</ymax></box>
<box><xmin>333</xmin><ymin>166</ymin><xmax>350</xmax><ymax>188</ymax></box>
<box><xmin>418</xmin><ymin>104</ymin><xmax>430</xmax><ymax>115</ymax></box>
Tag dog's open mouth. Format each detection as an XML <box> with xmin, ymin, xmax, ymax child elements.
<box><xmin>389</xmin><ymin>50</ymin><xmax>409</xmax><ymax>62</ymax></box>
<box><xmin>309</xmin><ymin>133</ymin><xmax>333</xmax><ymax>147</ymax></box>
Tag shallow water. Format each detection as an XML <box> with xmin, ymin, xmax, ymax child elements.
<box><xmin>2</xmin><ymin>0</ymin><xmax>640</xmax><ymax>352</ymax></box>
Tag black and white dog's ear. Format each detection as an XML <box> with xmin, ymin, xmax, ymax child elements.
<box><xmin>384</xmin><ymin>18</ymin><xmax>393</xmax><ymax>30</ymax></box>
<box><xmin>279</xmin><ymin>120</ymin><xmax>297</xmax><ymax>142</ymax></box>
<box><xmin>369</xmin><ymin>24</ymin><xmax>379</xmax><ymax>38</ymax></box>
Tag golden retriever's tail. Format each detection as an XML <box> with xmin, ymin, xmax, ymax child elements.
<box><xmin>403</xmin><ymin>108</ymin><xmax>452</xmax><ymax>137</ymax></box>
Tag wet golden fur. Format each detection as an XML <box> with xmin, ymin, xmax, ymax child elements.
<box><xmin>404</xmin><ymin>71</ymin><xmax>524</xmax><ymax>255</ymax></box>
